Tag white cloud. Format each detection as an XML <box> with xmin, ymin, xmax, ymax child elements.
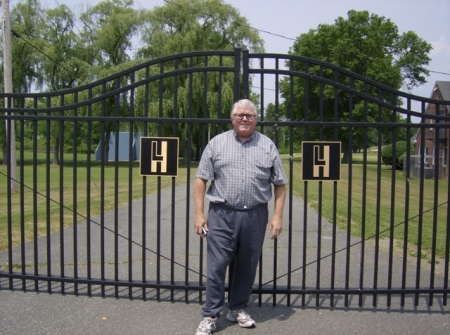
<box><xmin>431</xmin><ymin>37</ymin><xmax>450</xmax><ymax>56</ymax></box>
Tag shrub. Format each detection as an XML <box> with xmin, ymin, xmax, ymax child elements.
<box><xmin>381</xmin><ymin>141</ymin><xmax>414</xmax><ymax>170</ymax></box>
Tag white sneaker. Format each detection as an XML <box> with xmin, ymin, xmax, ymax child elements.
<box><xmin>195</xmin><ymin>316</ymin><xmax>217</xmax><ymax>335</ymax></box>
<box><xmin>226</xmin><ymin>309</ymin><xmax>255</xmax><ymax>328</ymax></box>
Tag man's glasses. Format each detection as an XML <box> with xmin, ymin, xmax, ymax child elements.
<box><xmin>233</xmin><ymin>113</ymin><xmax>256</xmax><ymax>120</ymax></box>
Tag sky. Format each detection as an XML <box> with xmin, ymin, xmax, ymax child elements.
<box><xmin>6</xmin><ymin>0</ymin><xmax>450</xmax><ymax>112</ymax></box>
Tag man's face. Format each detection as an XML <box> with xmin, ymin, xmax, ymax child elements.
<box><xmin>230</xmin><ymin>106</ymin><xmax>257</xmax><ymax>140</ymax></box>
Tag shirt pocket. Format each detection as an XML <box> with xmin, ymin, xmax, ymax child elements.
<box><xmin>254</xmin><ymin>151</ymin><xmax>273</xmax><ymax>181</ymax></box>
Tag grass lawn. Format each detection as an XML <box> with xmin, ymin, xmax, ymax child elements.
<box><xmin>0</xmin><ymin>160</ymin><xmax>194</xmax><ymax>252</ymax></box>
<box><xmin>1</xmin><ymin>151</ymin><xmax>448</xmax><ymax>260</ymax></box>
<box><xmin>283</xmin><ymin>153</ymin><xmax>449</xmax><ymax>259</ymax></box>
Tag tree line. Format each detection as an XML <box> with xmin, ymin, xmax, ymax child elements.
<box><xmin>1</xmin><ymin>0</ymin><xmax>432</xmax><ymax>164</ymax></box>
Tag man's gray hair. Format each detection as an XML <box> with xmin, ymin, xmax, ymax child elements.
<box><xmin>230</xmin><ymin>99</ymin><xmax>257</xmax><ymax>117</ymax></box>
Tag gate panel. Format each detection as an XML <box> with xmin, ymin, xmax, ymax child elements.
<box><xmin>1</xmin><ymin>49</ymin><xmax>449</xmax><ymax>307</ymax></box>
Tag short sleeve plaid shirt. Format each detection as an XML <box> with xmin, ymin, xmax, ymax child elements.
<box><xmin>195</xmin><ymin>130</ymin><xmax>288</xmax><ymax>208</ymax></box>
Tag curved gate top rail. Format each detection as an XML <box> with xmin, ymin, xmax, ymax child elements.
<box><xmin>1</xmin><ymin>48</ymin><xmax>449</xmax><ymax>308</ymax></box>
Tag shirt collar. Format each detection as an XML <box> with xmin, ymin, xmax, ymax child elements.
<box><xmin>232</xmin><ymin>130</ymin><xmax>256</xmax><ymax>143</ymax></box>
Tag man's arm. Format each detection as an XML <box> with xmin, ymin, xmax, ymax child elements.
<box><xmin>193</xmin><ymin>177</ymin><xmax>208</xmax><ymax>237</ymax></box>
<box><xmin>268</xmin><ymin>184</ymin><xmax>286</xmax><ymax>239</ymax></box>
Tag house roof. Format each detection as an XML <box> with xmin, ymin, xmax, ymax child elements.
<box><xmin>435</xmin><ymin>81</ymin><xmax>450</xmax><ymax>100</ymax></box>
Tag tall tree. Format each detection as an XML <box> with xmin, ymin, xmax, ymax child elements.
<box><xmin>280</xmin><ymin>10</ymin><xmax>431</xmax><ymax>162</ymax></box>
<box><xmin>137</xmin><ymin>0</ymin><xmax>264</xmax><ymax>160</ymax></box>
<box><xmin>9</xmin><ymin>0</ymin><xmax>43</xmax><ymax>93</ymax></box>
<box><xmin>38</xmin><ymin>4</ymin><xmax>89</xmax><ymax>164</ymax></box>
<box><xmin>79</xmin><ymin>0</ymin><xmax>144</xmax><ymax>163</ymax></box>
<box><xmin>1</xmin><ymin>0</ymin><xmax>44</xmax><ymax>164</ymax></box>
<box><xmin>139</xmin><ymin>0</ymin><xmax>263</xmax><ymax>57</ymax></box>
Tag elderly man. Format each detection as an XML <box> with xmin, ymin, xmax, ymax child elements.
<box><xmin>194</xmin><ymin>99</ymin><xmax>287</xmax><ymax>335</ymax></box>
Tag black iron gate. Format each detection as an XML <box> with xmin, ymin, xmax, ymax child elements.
<box><xmin>1</xmin><ymin>49</ymin><xmax>449</xmax><ymax>307</ymax></box>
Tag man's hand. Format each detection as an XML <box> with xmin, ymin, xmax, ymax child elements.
<box><xmin>268</xmin><ymin>184</ymin><xmax>286</xmax><ymax>239</ymax></box>
<box><xmin>193</xmin><ymin>178</ymin><xmax>208</xmax><ymax>238</ymax></box>
<box><xmin>194</xmin><ymin>213</ymin><xmax>208</xmax><ymax>238</ymax></box>
<box><xmin>268</xmin><ymin>215</ymin><xmax>283</xmax><ymax>239</ymax></box>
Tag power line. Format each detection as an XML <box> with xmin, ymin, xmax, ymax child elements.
<box><xmin>3</xmin><ymin>0</ymin><xmax>449</xmax><ymax>86</ymax></box>
<box><xmin>11</xmin><ymin>29</ymin><xmax>90</xmax><ymax>86</ymax></box>
<box><xmin>53</xmin><ymin>0</ymin><xmax>83</xmax><ymax>34</ymax></box>
<box><xmin>429</xmin><ymin>70</ymin><xmax>450</xmax><ymax>76</ymax></box>
<box><xmin>161</xmin><ymin>0</ymin><xmax>450</xmax><ymax>77</ymax></box>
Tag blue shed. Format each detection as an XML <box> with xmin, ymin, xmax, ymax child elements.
<box><xmin>95</xmin><ymin>132</ymin><xmax>145</xmax><ymax>161</ymax></box>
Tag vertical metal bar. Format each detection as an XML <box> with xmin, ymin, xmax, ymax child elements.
<box><xmin>259</xmin><ymin>56</ymin><xmax>265</xmax><ymax>135</ymax></box>
<box><xmin>272</xmin><ymin>56</ymin><xmax>280</xmax><ymax>306</ymax></box>
<box><xmin>86</xmin><ymin>87</ymin><xmax>93</xmax><ymax>297</ymax></box>
<box><xmin>401</xmin><ymin>98</ymin><xmax>412</xmax><ymax>307</ymax></box>
<box><xmin>202</xmin><ymin>55</ymin><xmax>208</xmax><ymax>145</ymax></box>
<box><xmin>316</xmin><ymin>66</ymin><xmax>325</xmax><ymax>307</ymax></box>
<box><xmin>142</xmin><ymin>66</ymin><xmax>150</xmax><ymax>301</ymax></box>
<box><xmin>100</xmin><ymin>83</ymin><xmax>107</xmax><ymax>298</ymax></box>
<box><xmin>444</xmin><ymin>141</ymin><xmax>450</xmax><ymax>306</ymax></box>
<box><xmin>73</xmin><ymin>93</ymin><xmax>79</xmax><ymax>296</ymax></box>
<box><xmin>360</xmin><ymin>86</ymin><xmax>368</xmax><ymax>306</ymax></box>
<box><xmin>242</xmin><ymin>50</ymin><xmax>249</xmax><ymax>99</ymax></box>
<box><xmin>331</xmin><ymin>71</ymin><xmax>339</xmax><ymax>307</ymax></box>
<box><xmin>287</xmin><ymin>56</ymin><xmax>295</xmax><ymax>307</ymax></box>
<box><xmin>359</xmin><ymin>83</ymin><xmax>369</xmax><ymax>307</ymax></box>
<box><xmin>372</xmin><ymin>88</ymin><xmax>383</xmax><ymax>307</ymax></box>
<box><xmin>171</xmin><ymin>182</ymin><xmax>177</xmax><ymax>300</ymax></box>
<box><xmin>316</xmin><ymin>181</ymin><xmax>322</xmax><ymax>307</ymax></box>
<box><xmin>19</xmin><ymin>98</ymin><xmax>26</xmax><ymax>290</ymax></box>
<box><xmin>156</xmin><ymin>62</ymin><xmax>164</xmax><ymax>301</ymax></box>
<box><xmin>4</xmin><ymin>96</ymin><xmax>16</xmax><ymax>289</ymax></box>
<box><xmin>129</xmin><ymin>73</ymin><xmax>136</xmax><ymax>299</ymax></box>
<box><xmin>429</xmin><ymin>103</ymin><xmax>441</xmax><ymax>306</ymax></box>
<box><xmin>400</xmin><ymin>98</ymin><xmax>411</xmax><ymax>307</ymax></box>
<box><xmin>331</xmin><ymin>183</ymin><xmax>338</xmax><ymax>302</ymax></box>
<box><xmin>5</xmin><ymin>96</ymin><xmax>13</xmax><ymax>289</ymax></box>
<box><xmin>198</xmin><ymin>56</ymin><xmax>208</xmax><ymax>303</ymax></box>
<box><xmin>345</xmin><ymin>77</ymin><xmax>354</xmax><ymax>307</ymax></box>
<box><xmin>59</xmin><ymin>94</ymin><xmax>65</xmax><ymax>294</ymax></box>
<box><xmin>217</xmin><ymin>55</ymin><xmax>223</xmax><ymax>135</ymax></box>
<box><xmin>171</xmin><ymin>61</ymin><xmax>178</xmax><ymax>302</ymax></box>
<box><xmin>258</xmin><ymin>55</ymin><xmax>265</xmax><ymax>306</ymax></box>
<box><xmin>415</xmin><ymin>101</ymin><xmax>426</xmax><ymax>306</ymax></box>
<box><xmin>387</xmin><ymin>96</ymin><xmax>398</xmax><ymax>307</ymax></box>
<box><xmin>114</xmin><ymin>78</ymin><xmax>121</xmax><ymax>298</ymax></box>
<box><xmin>46</xmin><ymin>96</ymin><xmax>52</xmax><ymax>293</ymax></box>
<box><xmin>319</xmin><ymin>66</ymin><xmax>324</xmax><ymax>139</ymax></box>
<box><xmin>302</xmin><ymin>181</ymin><xmax>308</xmax><ymax>307</ymax></box>
<box><xmin>33</xmin><ymin>97</ymin><xmax>39</xmax><ymax>292</ymax></box>
<box><xmin>301</xmin><ymin>62</ymin><xmax>310</xmax><ymax>307</ymax></box>
<box><xmin>185</xmin><ymin>56</ymin><xmax>194</xmax><ymax>302</ymax></box>
<box><xmin>233</xmin><ymin>48</ymin><xmax>241</xmax><ymax>101</ymax></box>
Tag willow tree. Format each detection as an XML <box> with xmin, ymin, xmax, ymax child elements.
<box><xmin>36</xmin><ymin>4</ymin><xmax>91</xmax><ymax>164</ymax></box>
<box><xmin>280</xmin><ymin>10</ymin><xmax>431</xmax><ymax>162</ymax></box>
<box><xmin>136</xmin><ymin>0</ymin><xmax>264</xmax><ymax>160</ymax></box>
<box><xmin>79</xmin><ymin>0</ymin><xmax>144</xmax><ymax>163</ymax></box>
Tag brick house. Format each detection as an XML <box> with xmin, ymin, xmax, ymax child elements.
<box><xmin>413</xmin><ymin>81</ymin><xmax>450</xmax><ymax>179</ymax></box>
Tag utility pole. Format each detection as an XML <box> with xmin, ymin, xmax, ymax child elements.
<box><xmin>2</xmin><ymin>0</ymin><xmax>18</xmax><ymax>192</ymax></box>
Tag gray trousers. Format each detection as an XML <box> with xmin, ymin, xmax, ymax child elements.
<box><xmin>202</xmin><ymin>203</ymin><xmax>268</xmax><ymax>317</ymax></box>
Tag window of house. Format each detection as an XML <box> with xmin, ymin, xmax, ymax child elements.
<box><xmin>444</xmin><ymin>147</ymin><xmax>448</xmax><ymax>168</ymax></box>
<box><xmin>433</xmin><ymin>146</ymin><xmax>436</xmax><ymax>166</ymax></box>
<box><xmin>439</xmin><ymin>109</ymin><xmax>445</xmax><ymax>138</ymax></box>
